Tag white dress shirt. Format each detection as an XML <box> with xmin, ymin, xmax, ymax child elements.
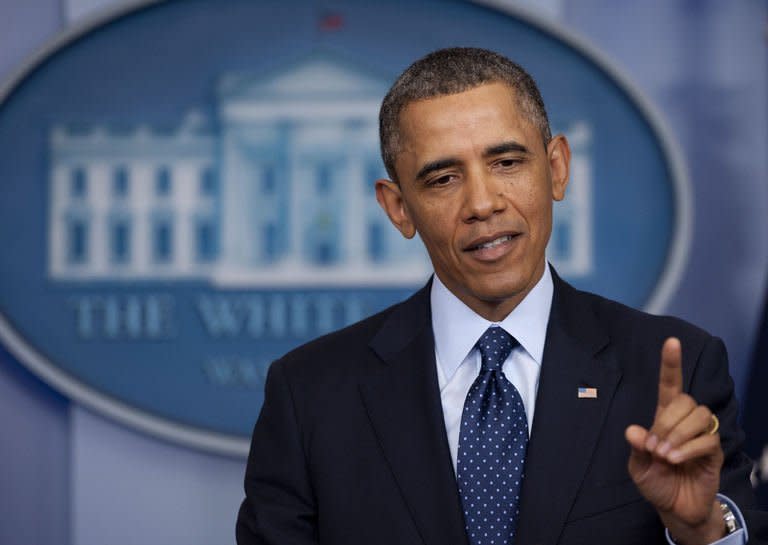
<box><xmin>431</xmin><ymin>265</ymin><xmax>553</xmax><ymax>470</ymax></box>
<box><xmin>429</xmin><ymin>265</ymin><xmax>746</xmax><ymax>545</ymax></box>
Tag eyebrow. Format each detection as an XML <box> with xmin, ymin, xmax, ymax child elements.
<box><xmin>415</xmin><ymin>158</ymin><xmax>460</xmax><ymax>181</ymax></box>
<box><xmin>483</xmin><ymin>141</ymin><xmax>530</xmax><ymax>157</ymax></box>
<box><xmin>414</xmin><ymin>141</ymin><xmax>530</xmax><ymax>182</ymax></box>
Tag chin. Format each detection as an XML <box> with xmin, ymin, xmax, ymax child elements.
<box><xmin>491</xmin><ymin>259</ymin><xmax>546</xmax><ymax>289</ymax></box>
<box><xmin>470</xmin><ymin>276</ymin><xmax>528</xmax><ymax>303</ymax></box>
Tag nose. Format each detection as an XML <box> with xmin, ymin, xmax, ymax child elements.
<box><xmin>461</xmin><ymin>169</ymin><xmax>506</xmax><ymax>223</ymax></box>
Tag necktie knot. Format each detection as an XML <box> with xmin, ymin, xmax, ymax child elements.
<box><xmin>477</xmin><ymin>326</ymin><xmax>516</xmax><ymax>372</ymax></box>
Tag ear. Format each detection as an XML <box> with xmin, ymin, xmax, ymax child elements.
<box><xmin>547</xmin><ymin>134</ymin><xmax>571</xmax><ymax>201</ymax></box>
<box><xmin>375</xmin><ymin>179</ymin><xmax>417</xmax><ymax>239</ymax></box>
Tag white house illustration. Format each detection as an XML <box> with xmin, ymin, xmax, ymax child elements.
<box><xmin>48</xmin><ymin>54</ymin><xmax>593</xmax><ymax>286</ymax></box>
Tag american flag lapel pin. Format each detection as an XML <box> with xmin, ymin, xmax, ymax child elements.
<box><xmin>578</xmin><ymin>387</ymin><xmax>598</xmax><ymax>399</ymax></box>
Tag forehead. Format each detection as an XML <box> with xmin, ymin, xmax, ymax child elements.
<box><xmin>397</xmin><ymin>82</ymin><xmax>538</xmax><ymax>153</ymax></box>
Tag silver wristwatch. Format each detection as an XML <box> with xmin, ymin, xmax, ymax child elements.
<box><xmin>719</xmin><ymin>501</ymin><xmax>739</xmax><ymax>535</ymax></box>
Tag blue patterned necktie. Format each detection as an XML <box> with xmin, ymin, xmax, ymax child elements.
<box><xmin>457</xmin><ymin>326</ymin><xmax>529</xmax><ymax>545</ymax></box>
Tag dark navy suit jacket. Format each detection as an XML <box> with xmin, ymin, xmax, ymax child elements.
<box><xmin>236</xmin><ymin>273</ymin><xmax>767</xmax><ymax>544</ymax></box>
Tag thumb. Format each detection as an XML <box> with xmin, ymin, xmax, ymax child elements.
<box><xmin>625</xmin><ymin>425</ymin><xmax>652</xmax><ymax>476</ymax></box>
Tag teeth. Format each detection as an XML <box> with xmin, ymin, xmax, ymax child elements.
<box><xmin>476</xmin><ymin>235</ymin><xmax>512</xmax><ymax>250</ymax></box>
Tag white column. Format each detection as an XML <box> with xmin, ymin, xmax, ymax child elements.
<box><xmin>88</xmin><ymin>162</ymin><xmax>110</xmax><ymax>276</ymax></box>
<box><xmin>566</xmin><ymin>123</ymin><xmax>593</xmax><ymax>276</ymax></box>
<box><xmin>130</xmin><ymin>163</ymin><xmax>152</xmax><ymax>275</ymax></box>
<box><xmin>48</xmin><ymin>164</ymin><xmax>67</xmax><ymax>277</ymax></box>
<box><xmin>173</xmin><ymin>162</ymin><xmax>197</xmax><ymax>274</ymax></box>
<box><xmin>287</xmin><ymin>135</ymin><xmax>305</xmax><ymax>267</ymax></box>
<box><xmin>250</xmin><ymin>164</ymin><xmax>264</xmax><ymax>264</ymax></box>
<box><xmin>220</xmin><ymin>129</ymin><xmax>252</xmax><ymax>268</ymax></box>
<box><xmin>344</xmin><ymin>154</ymin><xmax>365</xmax><ymax>268</ymax></box>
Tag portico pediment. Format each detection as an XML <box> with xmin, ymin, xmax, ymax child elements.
<box><xmin>219</xmin><ymin>52</ymin><xmax>388</xmax><ymax>104</ymax></box>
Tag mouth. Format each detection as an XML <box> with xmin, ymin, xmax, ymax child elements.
<box><xmin>466</xmin><ymin>234</ymin><xmax>515</xmax><ymax>251</ymax></box>
<box><xmin>463</xmin><ymin>232</ymin><xmax>522</xmax><ymax>261</ymax></box>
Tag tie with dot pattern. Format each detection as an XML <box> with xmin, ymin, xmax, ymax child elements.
<box><xmin>456</xmin><ymin>326</ymin><xmax>529</xmax><ymax>545</ymax></box>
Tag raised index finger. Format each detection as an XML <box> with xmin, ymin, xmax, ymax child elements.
<box><xmin>657</xmin><ymin>337</ymin><xmax>683</xmax><ymax>409</ymax></box>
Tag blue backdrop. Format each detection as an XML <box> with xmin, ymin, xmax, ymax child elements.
<box><xmin>0</xmin><ymin>1</ymin><xmax>765</xmax><ymax>544</ymax></box>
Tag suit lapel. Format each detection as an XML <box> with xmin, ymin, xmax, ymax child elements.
<box><xmin>516</xmin><ymin>274</ymin><xmax>621</xmax><ymax>545</ymax></box>
<box><xmin>360</xmin><ymin>284</ymin><xmax>469</xmax><ymax>545</ymax></box>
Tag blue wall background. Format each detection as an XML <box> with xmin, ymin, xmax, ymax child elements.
<box><xmin>0</xmin><ymin>1</ymin><xmax>765</xmax><ymax>544</ymax></box>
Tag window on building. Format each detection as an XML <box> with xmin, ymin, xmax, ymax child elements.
<box><xmin>553</xmin><ymin>219</ymin><xmax>570</xmax><ymax>259</ymax></box>
<box><xmin>67</xmin><ymin>218</ymin><xmax>88</xmax><ymax>264</ymax></box>
<box><xmin>70</xmin><ymin>167</ymin><xmax>87</xmax><ymax>198</ymax></box>
<box><xmin>201</xmin><ymin>167</ymin><xmax>217</xmax><ymax>196</ymax></box>
<box><xmin>365</xmin><ymin>162</ymin><xmax>384</xmax><ymax>194</ymax></box>
<box><xmin>152</xmin><ymin>219</ymin><xmax>173</xmax><ymax>263</ymax></box>
<box><xmin>315</xmin><ymin>241</ymin><xmax>336</xmax><ymax>264</ymax></box>
<box><xmin>155</xmin><ymin>167</ymin><xmax>172</xmax><ymax>196</ymax></box>
<box><xmin>316</xmin><ymin>164</ymin><xmax>333</xmax><ymax>194</ymax></box>
<box><xmin>368</xmin><ymin>222</ymin><xmax>385</xmax><ymax>262</ymax></box>
<box><xmin>308</xmin><ymin>212</ymin><xmax>338</xmax><ymax>264</ymax></box>
<box><xmin>110</xmin><ymin>219</ymin><xmax>131</xmax><ymax>264</ymax></box>
<box><xmin>261</xmin><ymin>164</ymin><xmax>276</xmax><ymax>194</ymax></box>
<box><xmin>113</xmin><ymin>166</ymin><xmax>129</xmax><ymax>198</ymax></box>
<box><xmin>195</xmin><ymin>219</ymin><xmax>218</xmax><ymax>262</ymax></box>
<box><xmin>263</xmin><ymin>222</ymin><xmax>278</xmax><ymax>261</ymax></box>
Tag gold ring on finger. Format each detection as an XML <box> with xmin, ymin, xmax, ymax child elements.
<box><xmin>707</xmin><ymin>414</ymin><xmax>719</xmax><ymax>435</ymax></box>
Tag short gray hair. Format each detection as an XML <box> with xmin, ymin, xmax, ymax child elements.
<box><xmin>379</xmin><ymin>47</ymin><xmax>551</xmax><ymax>182</ymax></box>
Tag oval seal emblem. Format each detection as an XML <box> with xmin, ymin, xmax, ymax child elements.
<box><xmin>0</xmin><ymin>0</ymin><xmax>688</xmax><ymax>455</ymax></box>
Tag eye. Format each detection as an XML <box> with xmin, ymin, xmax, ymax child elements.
<box><xmin>426</xmin><ymin>173</ymin><xmax>457</xmax><ymax>187</ymax></box>
<box><xmin>495</xmin><ymin>157</ymin><xmax>521</xmax><ymax>168</ymax></box>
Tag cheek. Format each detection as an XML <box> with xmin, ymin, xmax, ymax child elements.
<box><xmin>503</xmin><ymin>173</ymin><xmax>547</xmax><ymax>206</ymax></box>
<box><xmin>530</xmin><ymin>205</ymin><xmax>553</xmax><ymax>244</ymax></box>
<box><xmin>516</xmin><ymin>182</ymin><xmax>552</xmax><ymax>223</ymax></box>
<box><xmin>418</xmin><ymin>225</ymin><xmax>454</xmax><ymax>257</ymax></box>
<box><xmin>412</xmin><ymin>202</ymin><xmax>451</xmax><ymax>237</ymax></box>
<box><xmin>410</xmin><ymin>212</ymin><xmax>458</xmax><ymax>260</ymax></box>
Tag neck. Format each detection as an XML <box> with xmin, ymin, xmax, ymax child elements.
<box><xmin>464</xmin><ymin>288</ymin><xmax>534</xmax><ymax>323</ymax></box>
<box><xmin>439</xmin><ymin>263</ymin><xmax>548</xmax><ymax>323</ymax></box>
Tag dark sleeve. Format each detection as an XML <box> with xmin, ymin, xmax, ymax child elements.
<box><xmin>236</xmin><ymin>361</ymin><xmax>318</xmax><ymax>545</ymax></box>
<box><xmin>690</xmin><ymin>336</ymin><xmax>768</xmax><ymax>543</ymax></box>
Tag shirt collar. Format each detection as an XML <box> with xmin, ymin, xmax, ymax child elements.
<box><xmin>430</xmin><ymin>264</ymin><xmax>554</xmax><ymax>383</ymax></box>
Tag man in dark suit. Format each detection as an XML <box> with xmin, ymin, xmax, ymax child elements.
<box><xmin>236</xmin><ymin>48</ymin><xmax>766</xmax><ymax>545</ymax></box>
